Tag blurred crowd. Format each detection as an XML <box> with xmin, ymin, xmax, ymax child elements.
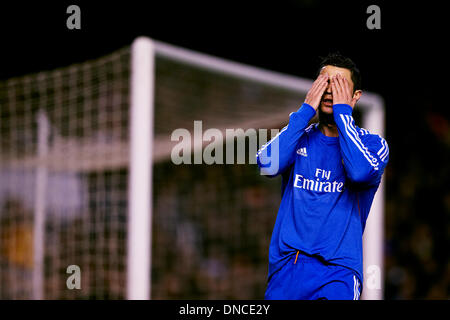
<box><xmin>384</xmin><ymin>101</ymin><xmax>450</xmax><ymax>299</ymax></box>
<box><xmin>151</xmin><ymin>162</ymin><xmax>280</xmax><ymax>299</ymax></box>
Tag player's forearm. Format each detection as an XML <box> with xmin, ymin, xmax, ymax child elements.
<box><xmin>333</xmin><ymin>104</ymin><xmax>381</xmax><ymax>184</ymax></box>
<box><xmin>256</xmin><ymin>103</ymin><xmax>315</xmax><ymax>176</ymax></box>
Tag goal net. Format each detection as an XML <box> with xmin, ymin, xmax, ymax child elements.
<box><xmin>0</xmin><ymin>37</ymin><xmax>385</xmax><ymax>299</ymax></box>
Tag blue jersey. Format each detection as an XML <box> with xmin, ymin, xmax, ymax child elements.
<box><xmin>256</xmin><ymin>103</ymin><xmax>389</xmax><ymax>284</ymax></box>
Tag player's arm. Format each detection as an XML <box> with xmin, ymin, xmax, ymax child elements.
<box><xmin>331</xmin><ymin>74</ymin><xmax>389</xmax><ymax>186</ymax></box>
<box><xmin>256</xmin><ymin>74</ymin><xmax>328</xmax><ymax>177</ymax></box>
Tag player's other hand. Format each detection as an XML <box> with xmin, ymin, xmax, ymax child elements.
<box><xmin>304</xmin><ymin>73</ymin><xmax>329</xmax><ymax>111</ymax></box>
<box><xmin>330</xmin><ymin>73</ymin><xmax>357</xmax><ymax>108</ymax></box>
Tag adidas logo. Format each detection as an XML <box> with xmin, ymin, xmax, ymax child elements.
<box><xmin>297</xmin><ymin>147</ymin><xmax>308</xmax><ymax>157</ymax></box>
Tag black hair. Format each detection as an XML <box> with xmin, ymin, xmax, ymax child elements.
<box><xmin>317</xmin><ymin>52</ymin><xmax>362</xmax><ymax>92</ymax></box>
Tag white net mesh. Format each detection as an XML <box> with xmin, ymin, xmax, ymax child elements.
<box><xmin>0</xmin><ymin>47</ymin><xmax>131</xmax><ymax>299</ymax></box>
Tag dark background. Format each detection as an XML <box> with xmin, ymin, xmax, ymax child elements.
<box><xmin>0</xmin><ymin>0</ymin><xmax>448</xmax><ymax>299</ymax></box>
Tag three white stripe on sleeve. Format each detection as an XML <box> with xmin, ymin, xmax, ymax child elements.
<box><xmin>339</xmin><ymin>114</ymin><xmax>379</xmax><ymax>170</ymax></box>
<box><xmin>339</xmin><ymin>114</ymin><xmax>389</xmax><ymax>168</ymax></box>
<box><xmin>377</xmin><ymin>136</ymin><xmax>389</xmax><ymax>162</ymax></box>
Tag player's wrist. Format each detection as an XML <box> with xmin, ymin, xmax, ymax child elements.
<box><xmin>303</xmin><ymin>99</ymin><xmax>316</xmax><ymax>110</ymax></box>
<box><xmin>296</xmin><ymin>103</ymin><xmax>317</xmax><ymax>121</ymax></box>
<box><xmin>332</xmin><ymin>103</ymin><xmax>353</xmax><ymax>115</ymax></box>
<box><xmin>301</xmin><ymin>102</ymin><xmax>315</xmax><ymax>110</ymax></box>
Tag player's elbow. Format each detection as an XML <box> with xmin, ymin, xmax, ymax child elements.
<box><xmin>346</xmin><ymin>168</ymin><xmax>376</xmax><ymax>184</ymax></box>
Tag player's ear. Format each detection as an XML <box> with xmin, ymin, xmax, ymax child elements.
<box><xmin>352</xmin><ymin>90</ymin><xmax>362</xmax><ymax>103</ymax></box>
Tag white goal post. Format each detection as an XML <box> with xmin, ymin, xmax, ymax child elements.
<box><xmin>127</xmin><ymin>38</ymin><xmax>154</xmax><ymax>300</ymax></box>
<box><xmin>129</xmin><ymin>37</ymin><xmax>385</xmax><ymax>300</ymax></box>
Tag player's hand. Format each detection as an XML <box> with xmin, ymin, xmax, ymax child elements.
<box><xmin>330</xmin><ymin>73</ymin><xmax>357</xmax><ymax>108</ymax></box>
<box><xmin>304</xmin><ymin>73</ymin><xmax>329</xmax><ymax>111</ymax></box>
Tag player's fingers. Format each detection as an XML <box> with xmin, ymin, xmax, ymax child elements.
<box><xmin>331</xmin><ymin>76</ymin><xmax>338</xmax><ymax>98</ymax></box>
<box><xmin>332</xmin><ymin>75</ymin><xmax>341</xmax><ymax>98</ymax></box>
<box><xmin>336</xmin><ymin>74</ymin><xmax>344</xmax><ymax>92</ymax></box>
<box><xmin>310</xmin><ymin>74</ymin><xmax>323</xmax><ymax>92</ymax></box>
<box><xmin>311</xmin><ymin>74</ymin><xmax>327</xmax><ymax>95</ymax></box>
<box><xmin>338</xmin><ymin>74</ymin><xmax>346</xmax><ymax>98</ymax></box>
<box><xmin>343</xmin><ymin>76</ymin><xmax>352</xmax><ymax>100</ymax></box>
<box><xmin>317</xmin><ymin>77</ymin><xmax>328</xmax><ymax>95</ymax></box>
<box><xmin>316</xmin><ymin>73</ymin><xmax>328</xmax><ymax>86</ymax></box>
<box><xmin>345</xmin><ymin>79</ymin><xmax>353</xmax><ymax>99</ymax></box>
<box><xmin>320</xmin><ymin>74</ymin><xmax>330</xmax><ymax>92</ymax></box>
<box><xmin>313</xmin><ymin>73</ymin><xmax>326</xmax><ymax>85</ymax></box>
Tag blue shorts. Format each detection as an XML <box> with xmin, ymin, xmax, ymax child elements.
<box><xmin>265</xmin><ymin>251</ymin><xmax>361</xmax><ymax>300</ymax></box>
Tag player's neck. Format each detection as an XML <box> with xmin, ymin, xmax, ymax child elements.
<box><xmin>319</xmin><ymin>122</ymin><xmax>339</xmax><ymax>137</ymax></box>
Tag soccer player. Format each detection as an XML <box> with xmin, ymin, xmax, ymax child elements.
<box><xmin>256</xmin><ymin>53</ymin><xmax>389</xmax><ymax>300</ymax></box>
